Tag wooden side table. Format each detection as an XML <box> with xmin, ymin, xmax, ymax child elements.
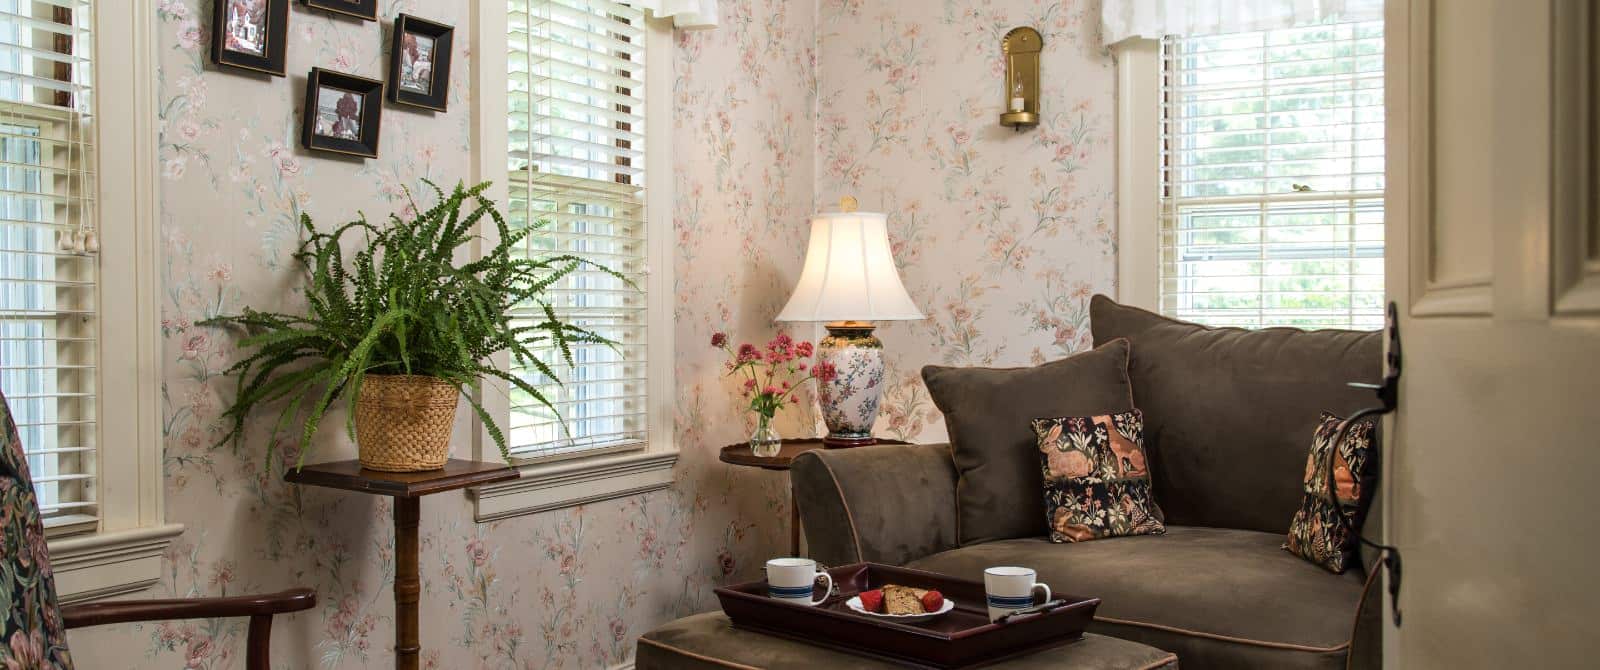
<box><xmin>285</xmin><ymin>459</ymin><xmax>517</xmax><ymax>670</ymax></box>
<box><xmin>719</xmin><ymin>438</ymin><xmax>907</xmax><ymax>557</ymax></box>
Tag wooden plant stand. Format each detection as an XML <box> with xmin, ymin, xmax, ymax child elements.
<box><xmin>285</xmin><ymin>459</ymin><xmax>517</xmax><ymax>670</ymax></box>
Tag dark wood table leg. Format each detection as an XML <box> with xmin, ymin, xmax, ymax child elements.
<box><xmin>394</xmin><ymin>497</ymin><xmax>421</xmax><ymax>670</ymax></box>
<box><xmin>281</xmin><ymin>461</ymin><xmax>515</xmax><ymax>670</ymax></box>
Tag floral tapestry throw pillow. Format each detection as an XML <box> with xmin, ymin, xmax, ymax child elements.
<box><xmin>1284</xmin><ymin>412</ymin><xmax>1379</xmax><ymax>572</ymax></box>
<box><xmin>1031</xmin><ymin>410</ymin><xmax>1165</xmax><ymax>543</ymax></box>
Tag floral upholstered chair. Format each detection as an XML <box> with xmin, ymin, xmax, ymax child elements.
<box><xmin>0</xmin><ymin>390</ymin><xmax>316</xmax><ymax>669</ymax></box>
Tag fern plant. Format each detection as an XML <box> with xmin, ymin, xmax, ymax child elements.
<box><xmin>204</xmin><ymin>180</ymin><xmax>616</xmax><ymax>468</ymax></box>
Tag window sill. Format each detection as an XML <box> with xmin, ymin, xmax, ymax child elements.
<box><xmin>48</xmin><ymin>523</ymin><xmax>185</xmax><ymax>604</ymax></box>
<box><xmin>469</xmin><ymin>448</ymin><xmax>677</xmax><ymax>521</ymax></box>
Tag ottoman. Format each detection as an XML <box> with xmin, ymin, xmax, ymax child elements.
<box><xmin>637</xmin><ymin>612</ymin><xmax>1178</xmax><ymax>669</ymax></box>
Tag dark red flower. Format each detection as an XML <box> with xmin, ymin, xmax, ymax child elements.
<box><xmin>711</xmin><ymin>331</ymin><xmax>728</xmax><ymax>348</ymax></box>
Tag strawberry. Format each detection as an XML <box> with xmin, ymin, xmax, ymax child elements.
<box><xmin>859</xmin><ymin>588</ymin><xmax>885</xmax><ymax>613</ymax></box>
<box><xmin>920</xmin><ymin>590</ymin><xmax>945</xmax><ymax>613</ymax></box>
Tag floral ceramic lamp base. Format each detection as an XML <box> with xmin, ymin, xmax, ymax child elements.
<box><xmin>818</xmin><ymin>321</ymin><xmax>884</xmax><ymax>448</ymax></box>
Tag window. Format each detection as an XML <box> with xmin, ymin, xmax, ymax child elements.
<box><xmin>508</xmin><ymin>0</ymin><xmax>649</xmax><ymax>461</ymax></box>
<box><xmin>0</xmin><ymin>0</ymin><xmax>177</xmax><ymax>601</ymax></box>
<box><xmin>0</xmin><ymin>0</ymin><xmax>99</xmax><ymax>535</ymax></box>
<box><xmin>471</xmin><ymin>0</ymin><xmax>674</xmax><ymax>519</ymax></box>
<box><xmin>1158</xmin><ymin>20</ymin><xmax>1384</xmax><ymax>329</ymax></box>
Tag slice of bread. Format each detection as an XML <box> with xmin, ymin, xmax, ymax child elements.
<box><xmin>882</xmin><ymin>584</ymin><xmax>929</xmax><ymax>615</ymax></box>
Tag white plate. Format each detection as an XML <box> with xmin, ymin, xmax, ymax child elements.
<box><xmin>844</xmin><ymin>594</ymin><xmax>956</xmax><ymax>623</ymax></box>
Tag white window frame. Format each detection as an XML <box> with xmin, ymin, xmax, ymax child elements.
<box><xmin>466</xmin><ymin>2</ymin><xmax>677</xmax><ymax>521</ymax></box>
<box><xmin>44</xmin><ymin>0</ymin><xmax>182</xmax><ymax>603</ymax></box>
<box><xmin>1115</xmin><ymin>38</ymin><xmax>1162</xmax><ymax>310</ymax></box>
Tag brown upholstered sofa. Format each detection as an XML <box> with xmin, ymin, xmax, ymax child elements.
<box><xmin>792</xmin><ymin>296</ymin><xmax>1384</xmax><ymax>670</ymax></box>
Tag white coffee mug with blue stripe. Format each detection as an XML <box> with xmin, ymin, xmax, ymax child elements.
<box><xmin>766</xmin><ymin>558</ymin><xmax>834</xmax><ymax>606</ymax></box>
<box><xmin>984</xmin><ymin>566</ymin><xmax>1051</xmax><ymax>622</ymax></box>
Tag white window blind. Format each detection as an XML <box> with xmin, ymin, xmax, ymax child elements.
<box><xmin>0</xmin><ymin>0</ymin><xmax>97</xmax><ymax>534</ymax></box>
<box><xmin>1160</xmin><ymin>20</ymin><xmax>1384</xmax><ymax>330</ymax></box>
<box><xmin>507</xmin><ymin>0</ymin><xmax>648</xmax><ymax>460</ymax></box>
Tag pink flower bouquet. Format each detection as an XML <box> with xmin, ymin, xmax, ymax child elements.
<box><xmin>712</xmin><ymin>332</ymin><xmax>836</xmax><ymax>420</ymax></box>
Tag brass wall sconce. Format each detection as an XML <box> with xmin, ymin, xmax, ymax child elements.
<box><xmin>1000</xmin><ymin>27</ymin><xmax>1043</xmax><ymax>131</ymax></box>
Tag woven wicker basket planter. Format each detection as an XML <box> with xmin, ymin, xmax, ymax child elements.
<box><xmin>354</xmin><ymin>374</ymin><xmax>458</xmax><ymax>472</ymax></box>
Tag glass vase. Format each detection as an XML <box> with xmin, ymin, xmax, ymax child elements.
<box><xmin>750</xmin><ymin>413</ymin><xmax>781</xmax><ymax>457</ymax></box>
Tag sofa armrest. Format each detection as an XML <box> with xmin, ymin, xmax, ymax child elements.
<box><xmin>791</xmin><ymin>443</ymin><xmax>960</xmax><ymax>568</ymax></box>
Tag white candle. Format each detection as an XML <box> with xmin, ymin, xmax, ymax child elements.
<box><xmin>1010</xmin><ymin>96</ymin><xmax>1025</xmax><ymax>113</ymax></box>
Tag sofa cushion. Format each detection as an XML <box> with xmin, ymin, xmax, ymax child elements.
<box><xmin>906</xmin><ymin>526</ymin><xmax>1374</xmax><ymax>670</ymax></box>
<box><xmin>1286</xmin><ymin>412</ymin><xmax>1381</xmax><ymax>572</ymax></box>
<box><xmin>923</xmin><ymin>339</ymin><xmax>1136</xmax><ymax>545</ymax></box>
<box><xmin>1033</xmin><ymin>411</ymin><xmax>1165</xmax><ymax>542</ymax></box>
<box><xmin>1089</xmin><ymin>295</ymin><xmax>1381</xmax><ymax>534</ymax></box>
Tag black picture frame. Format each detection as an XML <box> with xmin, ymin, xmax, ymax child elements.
<box><xmin>211</xmin><ymin>0</ymin><xmax>289</xmax><ymax>76</ymax></box>
<box><xmin>387</xmin><ymin>14</ymin><xmax>454</xmax><ymax>112</ymax></box>
<box><xmin>302</xmin><ymin>0</ymin><xmax>376</xmax><ymax>21</ymax></box>
<box><xmin>301</xmin><ymin>68</ymin><xmax>384</xmax><ymax>158</ymax></box>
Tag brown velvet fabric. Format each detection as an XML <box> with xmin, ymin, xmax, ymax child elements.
<box><xmin>1088</xmin><ymin>296</ymin><xmax>1382</xmax><ymax>534</ymax></box>
<box><xmin>923</xmin><ymin>339</ymin><xmax>1136</xmax><ymax>545</ymax></box>
<box><xmin>906</xmin><ymin>527</ymin><xmax>1374</xmax><ymax>670</ymax></box>
<box><xmin>791</xmin><ymin>443</ymin><xmax>960</xmax><ymax>569</ymax></box>
<box><xmin>637</xmin><ymin>612</ymin><xmax>1180</xmax><ymax>670</ymax></box>
<box><xmin>1346</xmin><ymin>563</ymin><xmax>1383</xmax><ymax>670</ymax></box>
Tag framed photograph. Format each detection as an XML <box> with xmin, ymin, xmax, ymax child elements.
<box><xmin>387</xmin><ymin>14</ymin><xmax>454</xmax><ymax>112</ymax></box>
<box><xmin>301</xmin><ymin>0</ymin><xmax>376</xmax><ymax>21</ymax></box>
<box><xmin>301</xmin><ymin>68</ymin><xmax>383</xmax><ymax>158</ymax></box>
<box><xmin>211</xmin><ymin>0</ymin><xmax>289</xmax><ymax>76</ymax></box>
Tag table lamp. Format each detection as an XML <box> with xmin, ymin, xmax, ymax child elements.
<box><xmin>776</xmin><ymin>200</ymin><xmax>924</xmax><ymax>447</ymax></box>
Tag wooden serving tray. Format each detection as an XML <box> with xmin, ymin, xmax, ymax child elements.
<box><xmin>714</xmin><ymin>562</ymin><xmax>1100</xmax><ymax>669</ymax></box>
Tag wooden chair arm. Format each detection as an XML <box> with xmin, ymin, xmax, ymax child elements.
<box><xmin>61</xmin><ymin>588</ymin><xmax>316</xmax><ymax>628</ymax></box>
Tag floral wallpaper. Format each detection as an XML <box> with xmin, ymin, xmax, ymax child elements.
<box><xmin>816</xmin><ymin>0</ymin><xmax>1117</xmax><ymax>441</ymax></box>
<box><xmin>62</xmin><ymin>0</ymin><xmax>1113</xmax><ymax>667</ymax></box>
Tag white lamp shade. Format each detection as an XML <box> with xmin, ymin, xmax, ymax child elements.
<box><xmin>776</xmin><ymin>212</ymin><xmax>925</xmax><ymax>322</ymax></box>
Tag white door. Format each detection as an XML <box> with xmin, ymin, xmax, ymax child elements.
<box><xmin>1385</xmin><ymin>0</ymin><xmax>1600</xmax><ymax>666</ymax></box>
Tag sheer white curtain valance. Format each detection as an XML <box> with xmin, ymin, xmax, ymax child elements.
<box><xmin>1102</xmin><ymin>0</ymin><xmax>1382</xmax><ymax>45</ymax></box>
<box><xmin>633</xmin><ymin>0</ymin><xmax>717</xmax><ymax>29</ymax></box>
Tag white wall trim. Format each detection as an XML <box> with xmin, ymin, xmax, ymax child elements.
<box><xmin>50</xmin><ymin>523</ymin><xmax>183</xmax><ymax>604</ymax></box>
<box><xmin>470</xmin><ymin>0</ymin><xmax>512</xmax><ymax>466</ymax></box>
<box><xmin>44</xmin><ymin>0</ymin><xmax>182</xmax><ymax>604</ymax></box>
<box><xmin>1114</xmin><ymin>39</ymin><xmax>1160</xmax><ymax>310</ymax></box>
<box><xmin>471</xmin><ymin>450</ymin><xmax>677</xmax><ymax>521</ymax></box>
<box><xmin>607</xmin><ymin>661</ymin><xmax>636</xmax><ymax>670</ymax></box>
<box><xmin>467</xmin><ymin>10</ymin><xmax>678</xmax><ymax>516</ymax></box>
<box><xmin>640</xmin><ymin>14</ymin><xmax>679</xmax><ymax>508</ymax></box>
<box><xmin>1380</xmin><ymin>2</ymin><xmax>1410</xmax><ymax>667</ymax></box>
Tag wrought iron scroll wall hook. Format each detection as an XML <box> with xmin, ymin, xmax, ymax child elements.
<box><xmin>1332</xmin><ymin>301</ymin><xmax>1404</xmax><ymax>627</ymax></box>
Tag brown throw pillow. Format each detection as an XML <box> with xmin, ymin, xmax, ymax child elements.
<box><xmin>923</xmin><ymin>339</ymin><xmax>1135</xmax><ymax>545</ymax></box>
<box><xmin>1032</xmin><ymin>410</ymin><xmax>1165</xmax><ymax>542</ymax></box>
<box><xmin>1284</xmin><ymin>412</ymin><xmax>1378</xmax><ymax>572</ymax></box>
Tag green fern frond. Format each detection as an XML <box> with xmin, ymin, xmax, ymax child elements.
<box><xmin>202</xmin><ymin>180</ymin><xmax>622</xmax><ymax>468</ymax></box>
